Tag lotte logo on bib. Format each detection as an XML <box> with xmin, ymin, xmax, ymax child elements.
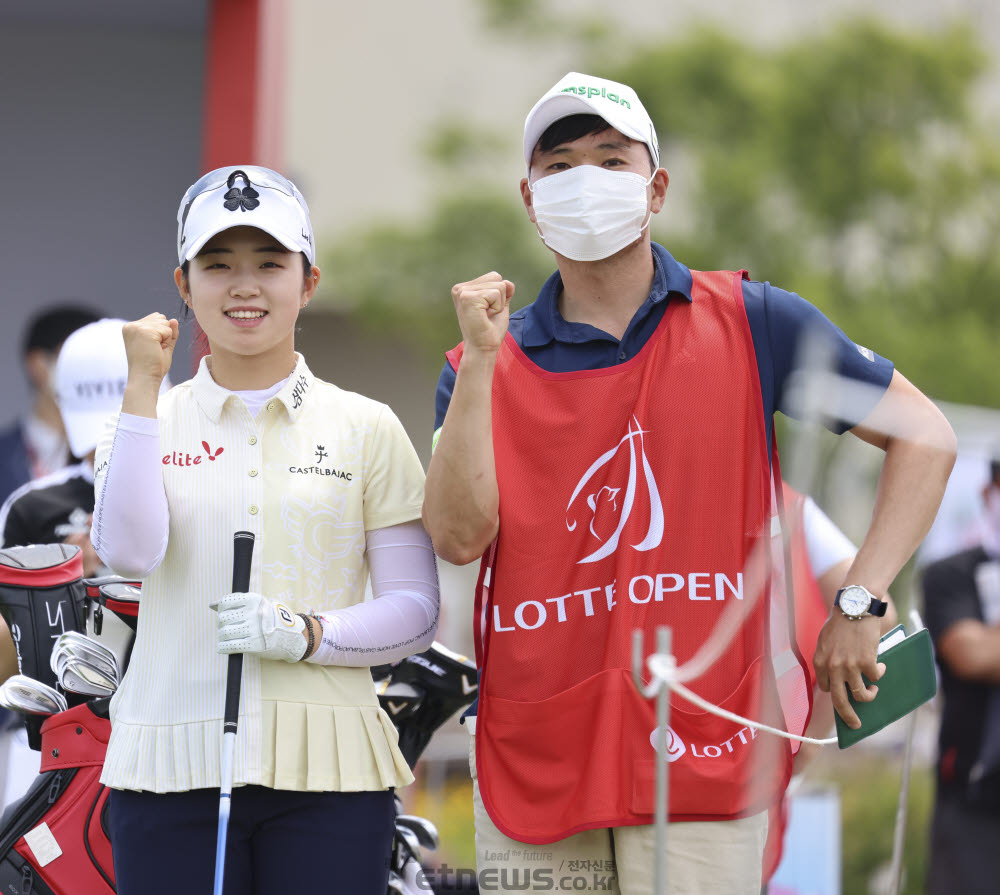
<box><xmin>649</xmin><ymin>725</ymin><xmax>686</xmax><ymax>762</ymax></box>
<box><xmin>565</xmin><ymin>416</ymin><xmax>664</xmax><ymax>564</ymax></box>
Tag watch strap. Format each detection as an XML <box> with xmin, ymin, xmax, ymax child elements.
<box><xmin>867</xmin><ymin>596</ymin><xmax>888</xmax><ymax>617</ymax></box>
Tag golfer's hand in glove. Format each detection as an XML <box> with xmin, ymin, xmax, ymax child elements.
<box><xmin>210</xmin><ymin>592</ymin><xmax>308</xmax><ymax>663</ymax></box>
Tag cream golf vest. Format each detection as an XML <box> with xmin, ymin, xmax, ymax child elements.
<box><xmin>97</xmin><ymin>354</ymin><xmax>422</xmax><ymax>793</ymax></box>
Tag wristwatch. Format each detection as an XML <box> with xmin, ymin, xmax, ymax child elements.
<box><xmin>834</xmin><ymin>584</ymin><xmax>888</xmax><ymax>620</ymax></box>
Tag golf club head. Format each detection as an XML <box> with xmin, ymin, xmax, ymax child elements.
<box><xmin>52</xmin><ymin>651</ymin><xmax>118</xmax><ymax>693</ymax></box>
<box><xmin>395</xmin><ymin>815</ymin><xmax>439</xmax><ymax>851</ymax></box>
<box><xmin>1</xmin><ymin>674</ymin><xmax>67</xmax><ymax>715</ymax></box>
<box><xmin>56</xmin><ymin>631</ymin><xmax>119</xmax><ymax>667</ymax></box>
<box><xmin>52</xmin><ymin>632</ymin><xmax>119</xmax><ymax>685</ymax></box>
<box><xmin>58</xmin><ymin>660</ymin><xmax>116</xmax><ymax>697</ymax></box>
<box><xmin>396</xmin><ymin>826</ymin><xmax>423</xmax><ymax>866</ymax></box>
<box><xmin>69</xmin><ymin>658</ymin><xmax>117</xmax><ymax>690</ymax></box>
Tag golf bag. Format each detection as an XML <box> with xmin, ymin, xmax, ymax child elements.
<box><xmin>0</xmin><ymin>699</ymin><xmax>113</xmax><ymax>895</ymax></box>
<box><xmin>374</xmin><ymin>642</ymin><xmax>480</xmax><ymax>895</ymax></box>
<box><xmin>0</xmin><ymin>568</ymin><xmax>135</xmax><ymax>895</ymax></box>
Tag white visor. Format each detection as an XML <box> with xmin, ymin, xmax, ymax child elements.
<box><xmin>177</xmin><ymin>165</ymin><xmax>315</xmax><ymax>265</ymax></box>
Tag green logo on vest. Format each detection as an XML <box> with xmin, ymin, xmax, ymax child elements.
<box><xmin>560</xmin><ymin>85</ymin><xmax>631</xmax><ymax>109</ymax></box>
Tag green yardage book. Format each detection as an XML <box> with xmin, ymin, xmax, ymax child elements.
<box><xmin>836</xmin><ymin>626</ymin><xmax>937</xmax><ymax>749</ymax></box>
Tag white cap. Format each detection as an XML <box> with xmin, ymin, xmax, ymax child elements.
<box><xmin>177</xmin><ymin>165</ymin><xmax>315</xmax><ymax>266</ymax></box>
<box><xmin>54</xmin><ymin>319</ymin><xmax>168</xmax><ymax>458</ymax></box>
<box><xmin>523</xmin><ymin>72</ymin><xmax>660</xmax><ymax>170</ymax></box>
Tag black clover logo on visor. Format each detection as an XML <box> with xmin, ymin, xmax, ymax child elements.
<box><xmin>223</xmin><ymin>170</ymin><xmax>260</xmax><ymax>212</ymax></box>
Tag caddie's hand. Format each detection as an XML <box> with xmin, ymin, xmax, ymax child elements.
<box><xmin>813</xmin><ymin>612</ymin><xmax>885</xmax><ymax>729</ymax></box>
<box><xmin>451</xmin><ymin>272</ymin><xmax>515</xmax><ymax>354</ymax></box>
<box><xmin>210</xmin><ymin>591</ymin><xmax>307</xmax><ymax>663</ymax></box>
<box><xmin>122</xmin><ymin>313</ymin><xmax>178</xmax><ymax>385</ymax></box>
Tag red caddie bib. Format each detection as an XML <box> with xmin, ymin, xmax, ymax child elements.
<box><xmin>448</xmin><ymin>269</ymin><xmax>808</xmax><ymax>843</ymax></box>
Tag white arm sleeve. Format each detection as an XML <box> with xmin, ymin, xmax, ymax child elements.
<box><xmin>801</xmin><ymin>496</ymin><xmax>856</xmax><ymax>578</ymax></box>
<box><xmin>91</xmin><ymin>413</ymin><xmax>169</xmax><ymax>579</ymax></box>
<box><xmin>305</xmin><ymin>520</ymin><xmax>440</xmax><ymax>667</ymax></box>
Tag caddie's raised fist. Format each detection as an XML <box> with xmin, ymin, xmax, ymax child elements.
<box><xmin>122</xmin><ymin>313</ymin><xmax>178</xmax><ymax>385</ymax></box>
<box><xmin>451</xmin><ymin>272</ymin><xmax>515</xmax><ymax>354</ymax></box>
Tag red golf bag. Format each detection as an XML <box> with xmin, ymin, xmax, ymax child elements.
<box><xmin>0</xmin><ymin>548</ymin><xmax>140</xmax><ymax>894</ymax></box>
<box><xmin>0</xmin><ymin>700</ymin><xmax>114</xmax><ymax>894</ymax></box>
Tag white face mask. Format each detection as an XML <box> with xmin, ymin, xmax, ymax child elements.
<box><xmin>529</xmin><ymin>165</ymin><xmax>654</xmax><ymax>262</ymax></box>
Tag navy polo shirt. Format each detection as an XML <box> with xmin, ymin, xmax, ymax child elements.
<box><xmin>433</xmin><ymin>243</ymin><xmax>894</xmax><ymax>446</ymax></box>
<box><xmin>432</xmin><ymin>243</ymin><xmax>895</xmax><ymax>721</ymax></box>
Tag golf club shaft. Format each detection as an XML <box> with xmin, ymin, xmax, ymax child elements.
<box><xmin>213</xmin><ymin>531</ymin><xmax>255</xmax><ymax>895</ymax></box>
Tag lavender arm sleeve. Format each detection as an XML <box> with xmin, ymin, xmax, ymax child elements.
<box><xmin>305</xmin><ymin>520</ymin><xmax>440</xmax><ymax>667</ymax></box>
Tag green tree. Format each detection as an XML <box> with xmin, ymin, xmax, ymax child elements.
<box><xmin>324</xmin><ymin>190</ymin><xmax>553</xmax><ymax>371</ymax></box>
<box><xmin>321</xmin><ymin>17</ymin><xmax>1000</xmax><ymax>406</ymax></box>
<box><xmin>602</xmin><ymin>20</ymin><xmax>1000</xmax><ymax>405</ymax></box>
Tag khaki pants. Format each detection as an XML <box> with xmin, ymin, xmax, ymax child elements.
<box><xmin>468</xmin><ymin>733</ymin><xmax>767</xmax><ymax>895</ymax></box>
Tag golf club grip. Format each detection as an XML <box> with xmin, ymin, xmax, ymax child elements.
<box><xmin>232</xmin><ymin>530</ymin><xmax>255</xmax><ymax>593</ymax></box>
<box><xmin>223</xmin><ymin>532</ymin><xmax>255</xmax><ymax>727</ymax></box>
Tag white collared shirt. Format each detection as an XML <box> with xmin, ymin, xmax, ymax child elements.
<box><xmin>95</xmin><ymin>354</ymin><xmax>423</xmax><ymax>793</ymax></box>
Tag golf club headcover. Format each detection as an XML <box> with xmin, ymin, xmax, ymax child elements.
<box><xmin>0</xmin><ymin>544</ymin><xmax>86</xmax><ymax>690</ymax></box>
<box><xmin>84</xmin><ymin>578</ymin><xmax>141</xmax><ymax>676</ymax></box>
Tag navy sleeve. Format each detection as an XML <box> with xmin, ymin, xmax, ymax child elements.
<box><xmin>433</xmin><ymin>362</ymin><xmax>458</xmax><ymax>435</ymax></box>
<box><xmin>743</xmin><ymin>281</ymin><xmax>895</xmax><ymax>434</ymax></box>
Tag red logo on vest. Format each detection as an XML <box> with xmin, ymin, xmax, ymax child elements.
<box><xmin>161</xmin><ymin>442</ymin><xmax>225</xmax><ymax>467</ymax></box>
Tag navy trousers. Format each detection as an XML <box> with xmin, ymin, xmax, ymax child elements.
<box><xmin>108</xmin><ymin>785</ymin><xmax>394</xmax><ymax>895</ymax></box>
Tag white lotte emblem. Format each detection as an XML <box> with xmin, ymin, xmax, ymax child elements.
<box><xmin>565</xmin><ymin>416</ymin><xmax>664</xmax><ymax>564</ymax></box>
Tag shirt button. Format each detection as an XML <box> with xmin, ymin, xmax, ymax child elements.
<box><xmin>266</xmin><ymin>402</ymin><xmax>275</xmax><ymax>411</ymax></box>
<box><xmin>248</xmin><ymin>435</ymin><xmax>257</xmax><ymax>445</ymax></box>
<box><xmin>249</xmin><ymin>505</ymin><xmax>259</xmax><ymax>515</ymax></box>
<box><xmin>249</xmin><ymin>469</ymin><xmax>258</xmax><ymax>478</ymax></box>
<box><xmin>618</xmin><ymin>350</ymin><xmax>627</xmax><ymax>361</ymax></box>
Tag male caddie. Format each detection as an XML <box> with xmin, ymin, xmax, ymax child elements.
<box><xmin>423</xmin><ymin>72</ymin><xmax>956</xmax><ymax>894</ymax></box>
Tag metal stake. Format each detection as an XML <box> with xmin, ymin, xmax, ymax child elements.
<box><xmin>654</xmin><ymin>627</ymin><xmax>672</xmax><ymax>895</ymax></box>
<box><xmin>631</xmin><ymin>627</ymin><xmax>674</xmax><ymax>895</ymax></box>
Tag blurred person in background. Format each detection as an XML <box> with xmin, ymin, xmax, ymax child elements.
<box><xmin>0</xmin><ymin>306</ymin><xmax>101</xmax><ymax>803</ymax></box>
<box><xmin>0</xmin><ymin>318</ymin><xmax>142</xmax><ymax>577</ymax></box>
<box><xmin>0</xmin><ymin>305</ymin><xmax>101</xmax><ymax>505</ymax></box>
<box><xmin>922</xmin><ymin>456</ymin><xmax>1000</xmax><ymax>895</ymax></box>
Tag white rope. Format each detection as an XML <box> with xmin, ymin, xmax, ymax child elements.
<box><xmin>645</xmin><ymin>653</ymin><xmax>837</xmax><ymax>746</ymax></box>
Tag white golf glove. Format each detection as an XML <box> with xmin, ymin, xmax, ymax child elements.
<box><xmin>210</xmin><ymin>591</ymin><xmax>308</xmax><ymax>663</ymax></box>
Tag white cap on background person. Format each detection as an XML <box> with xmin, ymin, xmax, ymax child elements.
<box><xmin>176</xmin><ymin>165</ymin><xmax>315</xmax><ymax>266</ymax></box>
<box><xmin>523</xmin><ymin>72</ymin><xmax>660</xmax><ymax>170</ymax></box>
<box><xmin>54</xmin><ymin>319</ymin><xmax>169</xmax><ymax>458</ymax></box>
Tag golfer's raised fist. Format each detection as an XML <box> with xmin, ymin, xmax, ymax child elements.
<box><xmin>123</xmin><ymin>313</ymin><xmax>178</xmax><ymax>385</ymax></box>
<box><xmin>451</xmin><ymin>272</ymin><xmax>515</xmax><ymax>354</ymax></box>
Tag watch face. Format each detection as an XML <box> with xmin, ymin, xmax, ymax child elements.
<box><xmin>839</xmin><ymin>586</ymin><xmax>870</xmax><ymax>616</ymax></box>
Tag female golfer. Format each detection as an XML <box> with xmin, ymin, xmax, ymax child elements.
<box><xmin>91</xmin><ymin>165</ymin><xmax>438</xmax><ymax>894</ymax></box>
